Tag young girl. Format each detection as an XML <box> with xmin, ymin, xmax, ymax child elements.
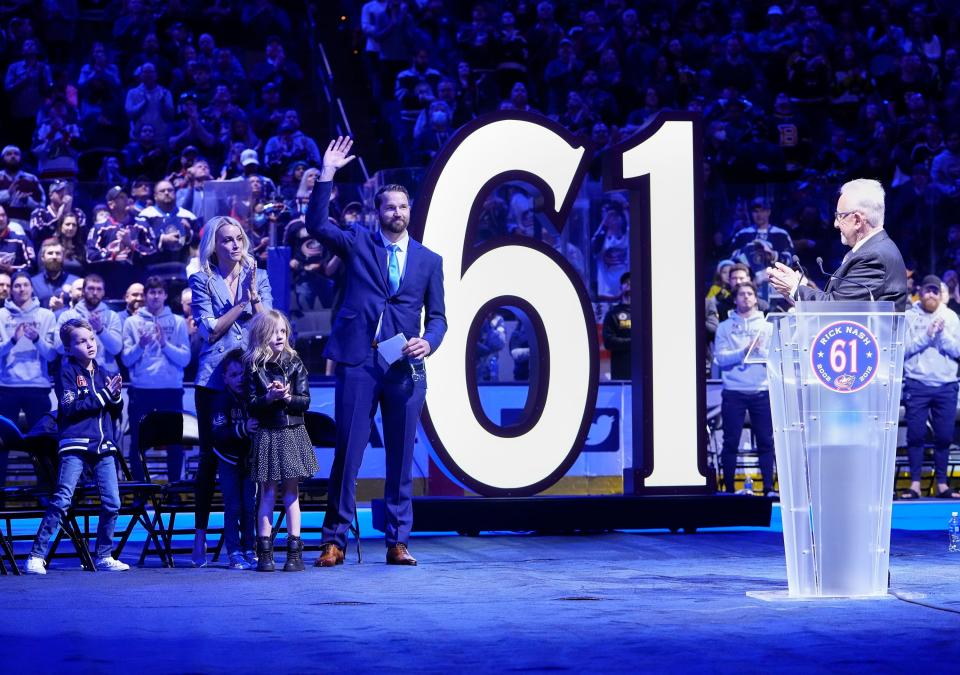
<box><xmin>245</xmin><ymin>310</ymin><xmax>317</xmax><ymax>572</ymax></box>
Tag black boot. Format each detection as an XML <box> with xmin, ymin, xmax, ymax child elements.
<box><xmin>256</xmin><ymin>536</ymin><xmax>275</xmax><ymax>572</ymax></box>
<box><xmin>283</xmin><ymin>535</ymin><xmax>305</xmax><ymax>572</ymax></box>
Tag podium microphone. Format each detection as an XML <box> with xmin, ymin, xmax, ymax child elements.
<box><xmin>791</xmin><ymin>254</ymin><xmax>809</xmax><ymax>282</ymax></box>
<box><xmin>815</xmin><ymin>256</ymin><xmax>875</xmax><ymax>302</ymax></box>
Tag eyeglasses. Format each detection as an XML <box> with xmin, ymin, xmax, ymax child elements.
<box><xmin>834</xmin><ymin>210</ymin><xmax>856</xmax><ymax>222</ymax></box>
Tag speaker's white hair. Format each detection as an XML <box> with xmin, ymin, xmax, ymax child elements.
<box><xmin>840</xmin><ymin>178</ymin><xmax>885</xmax><ymax>229</ymax></box>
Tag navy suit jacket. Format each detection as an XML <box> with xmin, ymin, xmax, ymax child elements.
<box><xmin>798</xmin><ymin>229</ymin><xmax>908</xmax><ymax>312</ymax></box>
<box><xmin>306</xmin><ymin>180</ymin><xmax>447</xmax><ymax>366</ymax></box>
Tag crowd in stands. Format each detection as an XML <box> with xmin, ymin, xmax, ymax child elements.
<box><xmin>2</xmin><ymin>1</ymin><xmax>960</xmax><ymax>387</ymax></box>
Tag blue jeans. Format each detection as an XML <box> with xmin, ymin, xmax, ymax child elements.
<box><xmin>904</xmin><ymin>378</ymin><xmax>958</xmax><ymax>483</ymax></box>
<box><xmin>218</xmin><ymin>458</ymin><xmax>256</xmax><ymax>554</ymax></box>
<box><xmin>721</xmin><ymin>390</ymin><xmax>776</xmax><ymax>493</ymax></box>
<box><xmin>30</xmin><ymin>452</ymin><xmax>121</xmax><ymax>560</ymax></box>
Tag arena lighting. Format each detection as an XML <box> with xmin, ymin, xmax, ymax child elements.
<box><xmin>411</xmin><ymin>111</ymin><xmax>710</xmax><ymax>496</ymax></box>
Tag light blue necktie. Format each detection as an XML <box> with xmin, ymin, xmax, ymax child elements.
<box><xmin>387</xmin><ymin>243</ymin><xmax>401</xmax><ymax>295</ymax></box>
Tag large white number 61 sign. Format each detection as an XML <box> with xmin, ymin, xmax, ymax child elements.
<box><xmin>411</xmin><ymin>111</ymin><xmax>710</xmax><ymax>496</ymax></box>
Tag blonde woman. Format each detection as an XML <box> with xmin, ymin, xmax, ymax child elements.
<box><xmin>188</xmin><ymin>215</ymin><xmax>272</xmax><ymax>567</ymax></box>
<box><xmin>244</xmin><ymin>310</ymin><xmax>316</xmax><ymax>572</ymax></box>
<box><xmin>291</xmin><ymin>166</ymin><xmax>320</xmax><ymax>216</ymax></box>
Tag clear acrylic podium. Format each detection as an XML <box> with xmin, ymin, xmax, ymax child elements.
<box><xmin>763</xmin><ymin>301</ymin><xmax>905</xmax><ymax>598</ymax></box>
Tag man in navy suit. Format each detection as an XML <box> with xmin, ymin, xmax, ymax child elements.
<box><xmin>306</xmin><ymin>136</ymin><xmax>446</xmax><ymax>566</ymax></box>
<box><xmin>767</xmin><ymin>178</ymin><xmax>908</xmax><ymax>311</ymax></box>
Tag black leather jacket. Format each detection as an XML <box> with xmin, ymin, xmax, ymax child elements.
<box><xmin>247</xmin><ymin>354</ymin><xmax>311</xmax><ymax>428</ymax></box>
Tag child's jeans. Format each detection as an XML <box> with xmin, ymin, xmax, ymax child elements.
<box><xmin>31</xmin><ymin>452</ymin><xmax>121</xmax><ymax>560</ymax></box>
<box><xmin>218</xmin><ymin>459</ymin><xmax>256</xmax><ymax>554</ymax></box>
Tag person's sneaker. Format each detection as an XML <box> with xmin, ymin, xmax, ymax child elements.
<box><xmin>228</xmin><ymin>552</ymin><xmax>252</xmax><ymax>570</ymax></box>
<box><xmin>243</xmin><ymin>549</ymin><xmax>258</xmax><ymax>567</ymax></box>
<box><xmin>96</xmin><ymin>557</ymin><xmax>130</xmax><ymax>572</ymax></box>
<box><xmin>766</xmin><ymin>490</ymin><xmax>780</xmax><ymax>499</ymax></box>
<box><xmin>24</xmin><ymin>556</ymin><xmax>46</xmax><ymax>575</ymax></box>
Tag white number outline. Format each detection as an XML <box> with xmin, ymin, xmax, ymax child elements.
<box><xmin>410</xmin><ymin>111</ymin><xmax>600</xmax><ymax>497</ymax></box>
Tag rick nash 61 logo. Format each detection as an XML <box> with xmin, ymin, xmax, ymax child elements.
<box><xmin>810</xmin><ymin>320</ymin><xmax>879</xmax><ymax>393</ymax></box>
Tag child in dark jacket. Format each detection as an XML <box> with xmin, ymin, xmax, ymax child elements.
<box><xmin>244</xmin><ymin>310</ymin><xmax>317</xmax><ymax>572</ymax></box>
<box><xmin>24</xmin><ymin>318</ymin><xmax>130</xmax><ymax>574</ymax></box>
<box><xmin>211</xmin><ymin>349</ymin><xmax>258</xmax><ymax>570</ymax></box>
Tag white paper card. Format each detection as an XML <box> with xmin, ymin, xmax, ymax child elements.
<box><xmin>376</xmin><ymin>333</ymin><xmax>408</xmax><ymax>365</ymax></box>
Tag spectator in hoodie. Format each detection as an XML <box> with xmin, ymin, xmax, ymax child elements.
<box><xmin>23</xmin><ymin>318</ymin><xmax>129</xmax><ymax>575</ymax></box>
<box><xmin>211</xmin><ymin>349</ymin><xmax>258</xmax><ymax>570</ymax></box>
<box><xmin>713</xmin><ymin>281</ymin><xmax>777</xmax><ymax>497</ymax></box>
<box><xmin>121</xmin><ymin>276</ymin><xmax>190</xmax><ymax>481</ymax></box>
<box><xmin>899</xmin><ymin>275</ymin><xmax>960</xmax><ymax>500</ymax></box>
<box><xmin>0</xmin><ymin>272</ymin><xmax>57</xmax><ymax>431</ymax></box>
<box><xmin>55</xmin><ymin>274</ymin><xmax>123</xmax><ymax>376</ymax></box>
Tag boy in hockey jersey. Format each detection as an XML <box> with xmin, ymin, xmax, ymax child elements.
<box><xmin>24</xmin><ymin>318</ymin><xmax>130</xmax><ymax>574</ymax></box>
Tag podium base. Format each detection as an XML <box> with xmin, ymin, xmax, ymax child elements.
<box><xmin>746</xmin><ymin>590</ymin><xmax>898</xmax><ymax>602</ymax></box>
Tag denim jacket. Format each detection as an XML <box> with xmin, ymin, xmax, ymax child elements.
<box><xmin>189</xmin><ymin>263</ymin><xmax>272</xmax><ymax>389</ymax></box>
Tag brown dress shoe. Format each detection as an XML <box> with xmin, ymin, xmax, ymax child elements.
<box><xmin>314</xmin><ymin>543</ymin><xmax>344</xmax><ymax>567</ymax></box>
<box><xmin>386</xmin><ymin>543</ymin><xmax>417</xmax><ymax>566</ymax></box>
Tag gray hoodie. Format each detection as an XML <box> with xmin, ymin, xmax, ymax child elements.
<box><xmin>904</xmin><ymin>301</ymin><xmax>960</xmax><ymax>385</ymax></box>
<box><xmin>714</xmin><ymin>309</ymin><xmax>772</xmax><ymax>392</ymax></box>
<box><xmin>121</xmin><ymin>305</ymin><xmax>191</xmax><ymax>388</ymax></box>
<box><xmin>0</xmin><ymin>297</ymin><xmax>57</xmax><ymax>388</ymax></box>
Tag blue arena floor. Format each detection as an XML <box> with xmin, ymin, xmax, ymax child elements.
<box><xmin>3</xmin><ymin>501</ymin><xmax>960</xmax><ymax>673</ymax></box>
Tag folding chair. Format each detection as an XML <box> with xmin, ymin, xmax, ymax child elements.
<box><xmin>16</xmin><ymin>430</ymin><xmax>98</xmax><ymax>571</ymax></box>
<box><xmin>269</xmin><ymin>411</ymin><xmax>361</xmax><ymax>562</ymax></box>
<box><xmin>135</xmin><ymin>411</ymin><xmax>222</xmax><ymax>567</ymax></box>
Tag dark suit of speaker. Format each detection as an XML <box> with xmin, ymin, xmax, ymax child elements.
<box><xmin>798</xmin><ymin>230</ymin><xmax>908</xmax><ymax>312</ymax></box>
<box><xmin>306</xmin><ymin>180</ymin><xmax>446</xmax><ymax>548</ymax></box>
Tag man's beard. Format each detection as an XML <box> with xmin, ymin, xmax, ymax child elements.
<box><xmin>382</xmin><ymin>215</ymin><xmax>409</xmax><ymax>234</ymax></box>
<box><xmin>85</xmin><ymin>297</ymin><xmax>101</xmax><ymax>309</ymax></box>
<box><xmin>3</xmin><ymin>159</ymin><xmax>20</xmax><ymax>173</ymax></box>
<box><xmin>44</xmin><ymin>260</ymin><xmax>63</xmax><ymax>275</ymax></box>
<box><xmin>922</xmin><ymin>296</ymin><xmax>940</xmax><ymax>313</ymax></box>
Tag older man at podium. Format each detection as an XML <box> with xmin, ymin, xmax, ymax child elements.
<box><xmin>766</xmin><ymin>178</ymin><xmax>908</xmax><ymax>312</ymax></box>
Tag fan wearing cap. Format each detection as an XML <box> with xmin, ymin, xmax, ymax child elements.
<box><xmin>729</xmin><ymin>197</ymin><xmax>794</xmax><ymax>268</ymax></box>
<box><xmin>900</xmin><ymin>274</ymin><xmax>960</xmax><ymax>500</ymax></box>
<box><xmin>757</xmin><ymin>6</ymin><xmax>795</xmax><ymax>58</ymax></box>
<box><xmin>87</xmin><ymin>186</ymin><xmax>157</xmax><ymax>264</ymax></box>
<box><xmin>234</xmin><ymin>149</ymin><xmax>278</xmax><ymax>201</ymax></box>
<box><xmin>28</xmin><ymin>179</ymin><xmax>87</xmax><ymax>250</ymax></box>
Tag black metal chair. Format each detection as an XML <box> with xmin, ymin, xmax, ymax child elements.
<box><xmin>268</xmin><ymin>410</ymin><xmax>361</xmax><ymax>562</ymax></box>
<box><xmin>12</xmin><ymin>430</ymin><xmax>98</xmax><ymax>571</ymax></box>
<box><xmin>135</xmin><ymin>410</ymin><xmax>222</xmax><ymax>566</ymax></box>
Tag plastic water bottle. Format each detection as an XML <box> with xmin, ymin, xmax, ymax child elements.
<box><xmin>949</xmin><ymin>512</ymin><xmax>960</xmax><ymax>553</ymax></box>
<box><xmin>738</xmin><ymin>473</ymin><xmax>754</xmax><ymax>496</ymax></box>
